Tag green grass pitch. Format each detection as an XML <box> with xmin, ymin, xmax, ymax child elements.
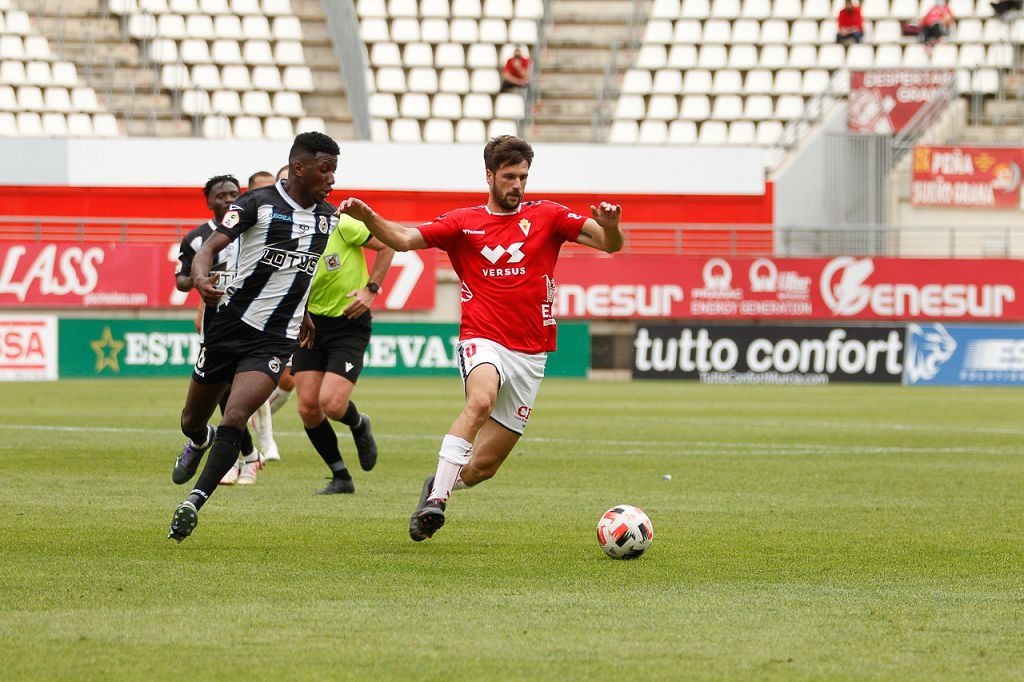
<box><xmin>1</xmin><ymin>378</ymin><xmax>1023</xmax><ymax>680</ymax></box>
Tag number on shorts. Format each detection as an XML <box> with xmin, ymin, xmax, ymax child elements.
<box><xmin>464</xmin><ymin>343</ymin><xmax>477</xmax><ymax>358</ymax></box>
<box><xmin>196</xmin><ymin>347</ymin><xmax>207</xmax><ymax>369</ymax></box>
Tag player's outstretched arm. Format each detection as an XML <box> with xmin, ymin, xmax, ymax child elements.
<box><xmin>336</xmin><ymin>198</ymin><xmax>428</xmax><ymax>252</ymax></box>
<box><xmin>575</xmin><ymin>202</ymin><xmax>624</xmax><ymax>254</ymax></box>
<box><xmin>192</xmin><ymin>232</ymin><xmax>230</xmax><ymax>305</ymax></box>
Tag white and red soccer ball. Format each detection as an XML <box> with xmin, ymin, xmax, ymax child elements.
<box><xmin>596</xmin><ymin>504</ymin><xmax>653</xmax><ymax>559</ymax></box>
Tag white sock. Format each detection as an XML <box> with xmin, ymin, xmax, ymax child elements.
<box><xmin>243</xmin><ymin>451</ymin><xmax>260</xmax><ymax>465</ymax></box>
<box><xmin>253</xmin><ymin>401</ymin><xmax>273</xmax><ymax>440</ymax></box>
<box><xmin>430</xmin><ymin>435</ymin><xmax>472</xmax><ymax>502</ymax></box>
<box><xmin>453</xmin><ymin>474</ymin><xmax>468</xmax><ymax>491</ymax></box>
<box><xmin>269</xmin><ymin>388</ymin><xmax>292</xmax><ymax>415</ymax></box>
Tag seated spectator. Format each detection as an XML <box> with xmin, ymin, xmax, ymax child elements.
<box><xmin>921</xmin><ymin>0</ymin><xmax>955</xmax><ymax>48</ymax></box>
<box><xmin>990</xmin><ymin>0</ymin><xmax>1022</xmax><ymax>17</ymax></box>
<box><xmin>836</xmin><ymin>0</ymin><xmax>865</xmax><ymax>44</ymax></box>
<box><xmin>500</xmin><ymin>47</ymin><xmax>531</xmax><ymax>93</ymax></box>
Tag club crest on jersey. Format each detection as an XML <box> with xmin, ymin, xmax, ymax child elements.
<box><xmin>318</xmin><ymin>215</ymin><xmax>329</xmax><ymax>234</ymax></box>
<box><xmin>221</xmin><ymin>210</ymin><xmax>240</xmax><ymax>229</ymax></box>
<box><xmin>325</xmin><ymin>253</ymin><xmax>341</xmax><ymax>271</ymax></box>
<box><xmin>518</xmin><ymin>218</ymin><xmax>531</xmax><ymax>236</ymax></box>
<box><xmin>269</xmin><ymin>356</ymin><xmax>282</xmax><ymax>373</ymax></box>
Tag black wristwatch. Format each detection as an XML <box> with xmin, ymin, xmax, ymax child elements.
<box><xmin>366</xmin><ymin>282</ymin><xmax>381</xmax><ymax>294</ymax></box>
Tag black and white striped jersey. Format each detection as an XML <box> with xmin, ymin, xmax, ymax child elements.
<box><xmin>215</xmin><ymin>180</ymin><xmax>339</xmax><ymax>340</ymax></box>
<box><xmin>176</xmin><ymin>219</ymin><xmax>241</xmax><ymax>285</ymax></box>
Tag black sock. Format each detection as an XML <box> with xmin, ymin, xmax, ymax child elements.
<box><xmin>240</xmin><ymin>426</ymin><xmax>254</xmax><ymax>456</ymax></box>
<box><xmin>338</xmin><ymin>400</ymin><xmax>361</xmax><ymax>428</ymax></box>
<box><xmin>305</xmin><ymin>419</ymin><xmax>350</xmax><ymax>479</ymax></box>
<box><xmin>188</xmin><ymin>425</ymin><xmax>243</xmax><ymax>510</ymax></box>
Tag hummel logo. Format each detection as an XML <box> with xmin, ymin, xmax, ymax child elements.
<box><xmin>481</xmin><ymin>242</ymin><xmax>525</xmax><ymax>264</ymax></box>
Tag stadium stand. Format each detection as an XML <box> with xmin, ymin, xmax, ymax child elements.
<box><xmin>0</xmin><ymin>0</ymin><xmax>1020</xmax><ymax>154</ymax></box>
<box><xmin>357</xmin><ymin>0</ymin><xmax>541</xmax><ymax>142</ymax></box>
<box><xmin>0</xmin><ymin>5</ymin><xmax>115</xmax><ymax>136</ymax></box>
<box><xmin>606</xmin><ymin>0</ymin><xmax>1022</xmax><ymax>151</ymax></box>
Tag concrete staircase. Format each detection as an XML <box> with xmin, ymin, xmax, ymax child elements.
<box><xmin>525</xmin><ymin>0</ymin><xmax>646</xmax><ymax>143</ymax></box>
<box><xmin>960</xmin><ymin>67</ymin><xmax>1024</xmax><ymax>144</ymax></box>
<box><xmin>16</xmin><ymin>0</ymin><xmax>352</xmax><ymax>138</ymax></box>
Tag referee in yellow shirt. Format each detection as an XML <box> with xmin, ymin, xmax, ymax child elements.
<box><xmin>293</xmin><ymin>212</ymin><xmax>395</xmax><ymax>494</ymax></box>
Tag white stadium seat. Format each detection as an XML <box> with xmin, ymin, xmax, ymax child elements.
<box><xmin>456</xmin><ymin>118</ymin><xmax>486</xmax><ymax>142</ymax></box>
<box><xmin>424</xmin><ymin>118</ymin><xmax>454</xmax><ymax>142</ymax></box>
<box><xmin>233</xmin><ymin>116</ymin><xmax>264</xmax><ymax>139</ymax></box>
<box><xmin>253</xmin><ymin>65</ymin><xmax>283</xmax><ymax>91</ymax></box>
<box><xmin>615</xmin><ymin>95</ymin><xmax>645</xmax><ymax>120</ymax></box>
<box><xmin>728</xmin><ymin>121</ymin><xmax>756</xmax><ymax>145</ymax></box>
<box><xmin>639</xmin><ymin>120</ymin><xmax>668</xmax><ymax>144</ymax></box>
<box><xmin>400</xmin><ymin>92</ymin><xmax>431</xmax><ymax>118</ymax></box>
<box><xmin>463</xmin><ymin>93</ymin><xmax>493</xmax><ymax>118</ymax></box>
<box><xmin>668</xmin><ymin>120</ymin><xmax>697</xmax><ymax>143</ymax></box>
<box><xmin>646</xmin><ymin>94</ymin><xmax>677</xmax><ymax>120</ymax></box>
<box><xmin>698</xmin><ymin>120</ymin><xmax>727</xmax><ymax>145</ymax></box>
<box><xmin>608</xmin><ymin>120</ymin><xmax>638</xmax><ymax>143</ymax></box>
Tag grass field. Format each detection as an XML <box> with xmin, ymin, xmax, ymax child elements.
<box><xmin>2</xmin><ymin>377</ymin><xmax>1023</xmax><ymax>680</ymax></box>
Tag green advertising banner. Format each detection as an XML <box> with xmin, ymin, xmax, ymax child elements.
<box><xmin>364</xmin><ymin>322</ymin><xmax>590</xmax><ymax>377</ymax></box>
<box><xmin>59</xmin><ymin>318</ymin><xmax>201</xmax><ymax>378</ymax></box>
<box><xmin>58</xmin><ymin>319</ymin><xmax>591</xmax><ymax>379</ymax></box>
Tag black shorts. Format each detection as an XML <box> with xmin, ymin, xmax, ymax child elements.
<box><xmin>291</xmin><ymin>312</ymin><xmax>371</xmax><ymax>383</ymax></box>
<box><xmin>192</xmin><ymin>309</ymin><xmax>296</xmax><ymax>385</ymax></box>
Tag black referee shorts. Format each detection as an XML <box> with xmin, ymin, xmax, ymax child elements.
<box><xmin>192</xmin><ymin>309</ymin><xmax>296</xmax><ymax>385</ymax></box>
<box><xmin>291</xmin><ymin>312</ymin><xmax>371</xmax><ymax>383</ymax></box>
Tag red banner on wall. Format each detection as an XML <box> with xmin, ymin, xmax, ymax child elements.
<box><xmin>554</xmin><ymin>256</ymin><xmax>1023</xmax><ymax>320</ymax></box>
<box><xmin>0</xmin><ymin>242</ymin><xmax>436</xmax><ymax>310</ymax></box>
<box><xmin>848</xmin><ymin>70</ymin><xmax>953</xmax><ymax>134</ymax></box>
<box><xmin>911</xmin><ymin>145</ymin><xmax>1024</xmax><ymax>209</ymax></box>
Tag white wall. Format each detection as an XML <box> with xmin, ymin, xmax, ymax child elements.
<box><xmin>0</xmin><ymin>138</ymin><xmax>765</xmax><ymax>195</ymax></box>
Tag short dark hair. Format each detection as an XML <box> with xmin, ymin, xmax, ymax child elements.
<box><xmin>289</xmin><ymin>131</ymin><xmax>340</xmax><ymax>161</ymax></box>
<box><xmin>203</xmin><ymin>175</ymin><xmax>240</xmax><ymax>198</ymax></box>
<box><xmin>247</xmin><ymin>171</ymin><xmax>274</xmax><ymax>188</ymax></box>
<box><xmin>484</xmin><ymin>135</ymin><xmax>533</xmax><ymax>173</ymax></box>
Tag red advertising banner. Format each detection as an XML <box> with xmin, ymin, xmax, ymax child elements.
<box><xmin>911</xmin><ymin>145</ymin><xmax>1024</xmax><ymax>209</ymax></box>
<box><xmin>848</xmin><ymin>70</ymin><xmax>953</xmax><ymax>134</ymax></box>
<box><xmin>554</xmin><ymin>256</ymin><xmax>1024</xmax><ymax>321</ymax></box>
<box><xmin>0</xmin><ymin>242</ymin><xmax>436</xmax><ymax>310</ymax></box>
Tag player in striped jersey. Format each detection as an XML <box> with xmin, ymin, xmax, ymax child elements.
<box><xmin>169</xmin><ymin>132</ymin><xmax>342</xmax><ymax>543</ymax></box>
<box><xmin>171</xmin><ymin>175</ymin><xmax>264</xmax><ymax>486</ymax></box>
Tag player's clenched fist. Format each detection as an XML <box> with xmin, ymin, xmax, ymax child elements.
<box><xmin>194</xmin><ymin>272</ymin><xmax>225</xmax><ymax>306</ymax></box>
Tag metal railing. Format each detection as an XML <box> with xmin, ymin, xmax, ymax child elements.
<box><xmin>590</xmin><ymin>0</ymin><xmax>648</xmax><ymax>142</ymax></box>
<box><xmin>5</xmin><ymin>217</ymin><xmax>1022</xmax><ymax>259</ymax></box>
<box><xmin>519</xmin><ymin>0</ymin><xmax>555</xmax><ymax>137</ymax></box>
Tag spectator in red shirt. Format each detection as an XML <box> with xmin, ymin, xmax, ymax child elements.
<box><xmin>921</xmin><ymin>0</ymin><xmax>956</xmax><ymax>47</ymax></box>
<box><xmin>500</xmin><ymin>47</ymin><xmax>531</xmax><ymax>93</ymax></box>
<box><xmin>837</xmin><ymin>0</ymin><xmax>865</xmax><ymax>44</ymax></box>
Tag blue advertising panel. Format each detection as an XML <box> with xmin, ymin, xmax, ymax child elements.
<box><xmin>904</xmin><ymin>323</ymin><xmax>1024</xmax><ymax>386</ymax></box>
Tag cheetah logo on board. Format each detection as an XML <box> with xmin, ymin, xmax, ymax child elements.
<box><xmin>480</xmin><ymin>242</ymin><xmax>525</xmax><ymax>264</ymax></box>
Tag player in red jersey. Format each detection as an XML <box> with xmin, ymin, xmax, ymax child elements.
<box><xmin>337</xmin><ymin>135</ymin><xmax>623</xmax><ymax>541</ymax></box>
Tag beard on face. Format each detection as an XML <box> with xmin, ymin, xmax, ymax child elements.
<box><xmin>495</xmin><ymin>190</ymin><xmax>522</xmax><ymax>211</ymax></box>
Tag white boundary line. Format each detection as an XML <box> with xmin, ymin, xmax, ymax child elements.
<box><xmin>0</xmin><ymin>424</ymin><xmax>1018</xmax><ymax>456</ymax></box>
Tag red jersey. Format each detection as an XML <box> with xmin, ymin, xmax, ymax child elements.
<box><xmin>417</xmin><ymin>200</ymin><xmax>588</xmax><ymax>353</ymax></box>
<box><xmin>837</xmin><ymin>6</ymin><xmax>863</xmax><ymax>31</ymax></box>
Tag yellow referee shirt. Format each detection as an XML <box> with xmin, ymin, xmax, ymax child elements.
<box><xmin>306</xmin><ymin>215</ymin><xmax>372</xmax><ymax>317</ymax></box>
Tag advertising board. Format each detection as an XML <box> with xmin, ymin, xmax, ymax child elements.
<box><xmin>0</xmin><ymin>314</ymin><xmax>58</xmax><ymax>381</ymax></box>
<box><xmin>904</xmin><ymin>323</ymin><xmax>1024</xmax><ymax>386</ymax></box>
<box><xmin>633</xmin><ymin>324</ymin><xmax>905</xmax><ymax>384</ymax></box>
<box><xmin>911</xmin><ymin>146</ymin><xmax>1023</xmax><ymax>209</ymax></box>
<box><xmin>0</xmin><ymin>242</ymin><xmax>436</xmax><ymax>310</ymax></box>
<box><xmin>555</xmin><ymin>256</ymin><xmax>1023</xmax><ymax>321</ymax></box>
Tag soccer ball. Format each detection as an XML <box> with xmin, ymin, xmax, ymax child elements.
<box><xmin>596</xmin><ymin>504</ymin><xmax>653</xmax><ymax>559</ymax></box>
